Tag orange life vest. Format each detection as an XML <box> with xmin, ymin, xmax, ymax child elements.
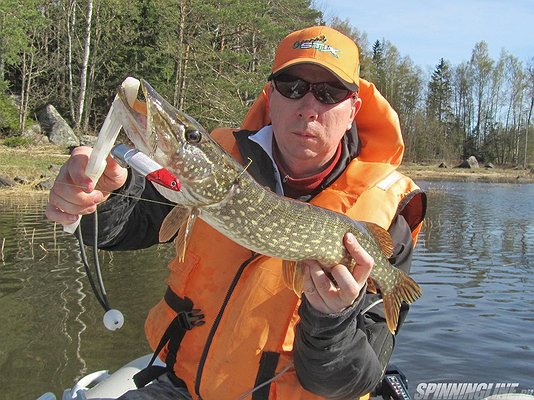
<box><xmin>143</xmin><ymin>78</ymin><xmax>425</xmax><ymax>399</ymax></box>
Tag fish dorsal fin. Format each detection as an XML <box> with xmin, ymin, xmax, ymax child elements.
<box><xmin>363</xmin><ymin>222</ymin><xmax>394</xmax><ymax>258</ymax></box>
<box><xmin>160</xmin><ymin>206</ymin><xmax>199</xmax><ymax>261</ymax></box>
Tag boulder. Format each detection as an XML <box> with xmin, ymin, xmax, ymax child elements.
<box><xmin>438</xmin><ymin>162</ymin><xmax>448</xmax><ymax>168</ymax></box>
<box><xmin>35</xmin><ymin>179</ymin><xmax>54</xmax><ymax>190</ymax></box>
<box><xmin>0</xmin><ymin>175</ymin><xmax>17</xmax><ymax>188</ymax></box>
<box><xmin>36</xmin><ymin>104</ymin><xmax>79</xmax><ymax>147</ymax></box>
<box><xmin>14</xmin><ymin>176</ymin><xmax>30</xmax><ymax>185</ymax></box>
<box><xmin>456</xmin><ymin>156</ymin><xmax>479</xmax><ymax>169</ymax></box>
<box><xmin>21</xmin><ymin>124</ymin><xmax>49</xmax><ymax>144</ymax></box>
<box><xmin>21</xmin><ymin>123</ymin><xmax>41</xmax><ymax>136</ymax></box>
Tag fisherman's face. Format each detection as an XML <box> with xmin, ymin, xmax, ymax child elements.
<box><xmin>269</xmin><ymin>64</ymin><xmax>361</xmax><ymax>177</ymax></box>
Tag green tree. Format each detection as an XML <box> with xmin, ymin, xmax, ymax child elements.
<box><xmin>423</xmin><ymin>59</ymin><xmax>455</xmax><ymax>160</ymax></box>
<box><xmin>329</xmin><ymin>17</ymin><xmax>369</xmax><ymax>77</ymax></box>
<box><xmin>0</xmin><ymin>0</ymin><xmax>36</xmax><ymax>81</ymax></box>
<box><xmin>451</xmin><ymin>62</ymin><xmax>473</xmax><ymax>158</ymax></box>
<box><xmin>470</xmin><ymin>41</ymin><xmax>494</xmax><ymax>153</ymax></box>
<box><xmin>0</xmin><ymin>0</ymin><xmax>44</xmax><ymax>132</ymax></box>
<box><xmin>427</xmin><ymin>58</ymin><xmax>452</xmax><ymax>123</ymax></box>
<box><xmin>369</xmin><ymin>39</ymin><xmax>385</xmax><ymax>90</ymax></box>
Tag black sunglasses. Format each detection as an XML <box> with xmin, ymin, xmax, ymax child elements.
<box><xmin>273</xmin><ymin>75</ymin><xmax>354</xmax><ymax>104</ymax></box>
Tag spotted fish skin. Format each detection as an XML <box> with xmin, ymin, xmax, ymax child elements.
<box><xmin>115</xmin><ymin>80</ymin><xmax>422</xmax><ymax>333</ymax></box>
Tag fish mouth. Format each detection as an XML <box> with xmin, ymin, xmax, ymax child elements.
<box><xmin>141</xmin><ymin>80</ymin><xmax>205</xmax><ymax>135</ymax></box>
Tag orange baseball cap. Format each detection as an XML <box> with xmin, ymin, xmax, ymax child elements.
<box><xmin>268</xmin><ymin>26</ymin><xmax>360</xmax><ymax>91</ymax></box>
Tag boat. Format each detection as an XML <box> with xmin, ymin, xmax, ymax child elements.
<box><xmin>37</xmin><ymin>354</ymin><xmax>165</xmax><ymax>400</ymax></box>
<box><xmin>37</xmin><ymin>357</ymin><xmax>415</xmax><ymax>400</ymax></box>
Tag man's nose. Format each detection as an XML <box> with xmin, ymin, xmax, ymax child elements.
<box><xmin>297</xmin><ymin>92</ymin><xmax>320</xmax><ymax>120</ymax></box>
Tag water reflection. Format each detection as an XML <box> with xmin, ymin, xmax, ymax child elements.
<box><xmin>0</xmin><ymin>194</ymin><xmax>172</xmax><ymax>398</ymax></box>
<box><xmin>392</xmin><ymin>181</ymin><xmax>534</xmax><ymax>390</ymax></box>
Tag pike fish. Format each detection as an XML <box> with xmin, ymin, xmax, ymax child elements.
<box><xmin>115</xmin><ymin>79</ymin><xmax>421</xmax><ymax>333</ymax></box>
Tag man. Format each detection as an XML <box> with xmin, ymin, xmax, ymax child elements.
<box><xmin>46</xmin><ymin>26</ymin><xmax>426</xmax><ymax>400</ymax></box>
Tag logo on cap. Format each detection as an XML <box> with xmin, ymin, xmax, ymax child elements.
<box><xmin>292</xmin><ymin>35</ymin><xmax>340</xmax><ymax>58</ymax></box>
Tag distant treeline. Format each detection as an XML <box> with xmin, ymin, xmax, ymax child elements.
<box><xmin>1</xmin><ymin>0</ymin><xmax>533</xmax><ymax>166</ymax></box>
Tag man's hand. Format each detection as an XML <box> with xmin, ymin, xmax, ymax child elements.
<box><xmin>302</xmin><ymin>232</ymin><xmax>374</xmax><ymax>314</ymax></box>
<box><xmin>45</xmin><ymin>146</ymin><xmax>128</xmax><ymax>225</ymax></box>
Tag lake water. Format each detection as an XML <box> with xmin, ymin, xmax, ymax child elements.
<box><xmin>0</xmin><ymin>181</ymin><xmax>533</xmax><ymax>399</ymax></box>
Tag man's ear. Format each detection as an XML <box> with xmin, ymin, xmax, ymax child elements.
<box><xmin>348</xmin><ymin>97</ymin><xmax>362</xmax><ymax>130</ymax></box>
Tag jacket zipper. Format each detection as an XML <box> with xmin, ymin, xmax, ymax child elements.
<box><xmin>194</xmin><ymin>252</ymin><xmax>259</xmax><ymax>398</ymax></box>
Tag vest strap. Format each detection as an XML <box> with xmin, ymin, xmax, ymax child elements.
<box><xmin>252</xmin><ymin>351</ymin><xmax>281</xmax><ymax>400</ymax></box>
<box><xmin>134</xmin><ymin>288</ymin><xmax>205</xmax><ymax>388</ymax></box>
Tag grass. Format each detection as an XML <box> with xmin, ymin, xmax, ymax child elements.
<box><xmin>0</xmin><ymin>143</ymin><xmax>69</xmax><ymax>179</ymax></box>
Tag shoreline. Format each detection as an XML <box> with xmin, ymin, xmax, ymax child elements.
<box><xmin>2</xmin><ymin>166</ymin><xmax>532</xmax><ymax>197</ymax></box>
<box><xmin>398</xmin><ymin>164</ymin><xmax>534</xmax><ymax>184</ymax></box>
<box><xmin>1</xmin><ymin>144</ymin><xmax>533</xmax><ymax>195</ymax></box>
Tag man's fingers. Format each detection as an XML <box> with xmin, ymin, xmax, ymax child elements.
<box><xmin>46</xmin><ymin>161</ymin><xmax>103</xmax><ymax>224</ymax></box>
<box><xmin>66</xmin><ymin>148</ymin><xmax>94</xmax><ymax>192</ymax></box>
<box><xmin>48</xmin><ymin>186</ymin><xmax>101</xmax><ymax>216</ymax></box>
<box><xmin>344</xmin><ymin>233</ymin><xmax>374</xmax><ymax>288</ymax></box>
<box><xmin>301</xmin><ymin>234</ymin><xmax>377</xmax><ymax>314</ymax></box>
<box><xmin>302</xmin><ymin>261</ymin><xmax>321</xmax><ymax>297</ymax></box>
<box><xmin>302</xmin><ymin>262</ymin><xmax>330</xmax><ymax>313</ymax></box>
<box><xmin>329</xmin><ymin>264</ymin><xmax>361</xmax><ymax>303</ymax></box>
<box><xmin>95</xmin><ymin>155</ymin><xmax>128</xmax><ymax>195</ymax></box>
<box><xmin>44</xmin><ymin>202</ymin><xmax>79</xmax><ymax>225</ymax></box>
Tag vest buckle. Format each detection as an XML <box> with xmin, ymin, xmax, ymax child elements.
<box><xmin>178</xmin><ymin>309</ymin><xmax>205</xmax><ymax>330</ymax></box>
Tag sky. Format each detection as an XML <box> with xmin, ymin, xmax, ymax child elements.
<box><xmin>318</xmin><ymin>0</ymin><xmax>534</xmax><ymax>71</ymax></box>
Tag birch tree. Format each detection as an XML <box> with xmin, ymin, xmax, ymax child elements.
<box><xmin>75</xmin><ymin>0</ymin><xmax>93</xmax><ymax>130</ymax></box>
<box><xmin>470</xmin><ymin>41</ymin><xmax>493</xmax><ymax>150</ymax></box>
<box><xmin>525</xmin><ymin>59</ymin><xmax>534</xmax><ymax>168</ymax></box>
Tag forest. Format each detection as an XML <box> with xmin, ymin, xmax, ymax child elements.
<box><xmin>1</xmin><ymin>0</ymin><xmax>533</xmax><ymax>166</ymax></box>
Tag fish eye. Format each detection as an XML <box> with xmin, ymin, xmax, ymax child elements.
<box><xmin>185</xmin><ymin>129</ymin><xmax>202</xmax><ymax>143</ymax></box>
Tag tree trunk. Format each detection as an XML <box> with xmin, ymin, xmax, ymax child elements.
<box><xmin>66</xmin><ymin>0</ymin><xmax>76</xmax><ymax>123</ymax></box>
<box><xmin>173</xmin><ymin>0</ymin><xmax>187</xmax><ymax>107</ymax></box>
<box><xmin>525</xmin><ymin>93</ymin><xmax>533</xmax><ymax>168</ymax></box>
<box><xmin>0</xmin><ymin>56</ymin><xmax>4</xmax><ymax>82</ymax></box>
<box><xmin>75</xmin><ymin>0</ymin><xmax>93</xmax><ymax>130</ymax></box>
<box><xmin>178</xmin><ymin>43</ymin><xmax>190</xmax><ymax>111</ymax></box>
<box><xmin>19</xmin><ymin>51</ymin><xmax>27</xmax><ymax>132</ymax></box>
<box><xmin>18</xmin><ymin>49</ymin><xmax>35</xmax><ymax>132</ymax></box>
<box><xmin>22</xmin><ymin>51</ymin><xmax>34</xmax><ymax>132</ymax></box>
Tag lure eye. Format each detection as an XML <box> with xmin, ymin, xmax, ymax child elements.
<box><xmin>185</xmin><ymin>129</ymin><xmax>202</xmax><ymax>143</ymax></box>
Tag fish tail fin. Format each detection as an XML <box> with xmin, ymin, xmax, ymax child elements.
<box><xmin>381</xmin><ymin>271</ymin><xmax>422</xmax><ymax>334</ymax></box>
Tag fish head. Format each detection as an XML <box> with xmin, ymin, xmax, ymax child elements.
<box><xmin>116</xmin><ymin>80</ymin><xmax>242</xmax><ymax>206</ymax></box>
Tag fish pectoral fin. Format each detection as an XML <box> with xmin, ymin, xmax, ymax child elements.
<box><xmin>381</xmin><ymin>270</ymin><xmax>422</xmax><ymax>334</ymax></box>
<box><xmin>176</xmin><ymin>208</ymin><xmax>200</xmax><ymax>262</ymax></box>
<box><xmin>363</xmin><ymin>222</ymin><xmax>394</xmax><ymax>258</ymax></box>
<box><xmin>282</xmin><ymin>260</ymin><xmax>303</xmax><ymax>297</ymax></box>
<box><xmin>159</xmin><ymin>206</ymin><xmax>191</xmax><ymax>242</ymax></box>
<box><xmin>160</xmin><ymin>206</ymin><xmax>199</xmax><ymax>262</ymax></box>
